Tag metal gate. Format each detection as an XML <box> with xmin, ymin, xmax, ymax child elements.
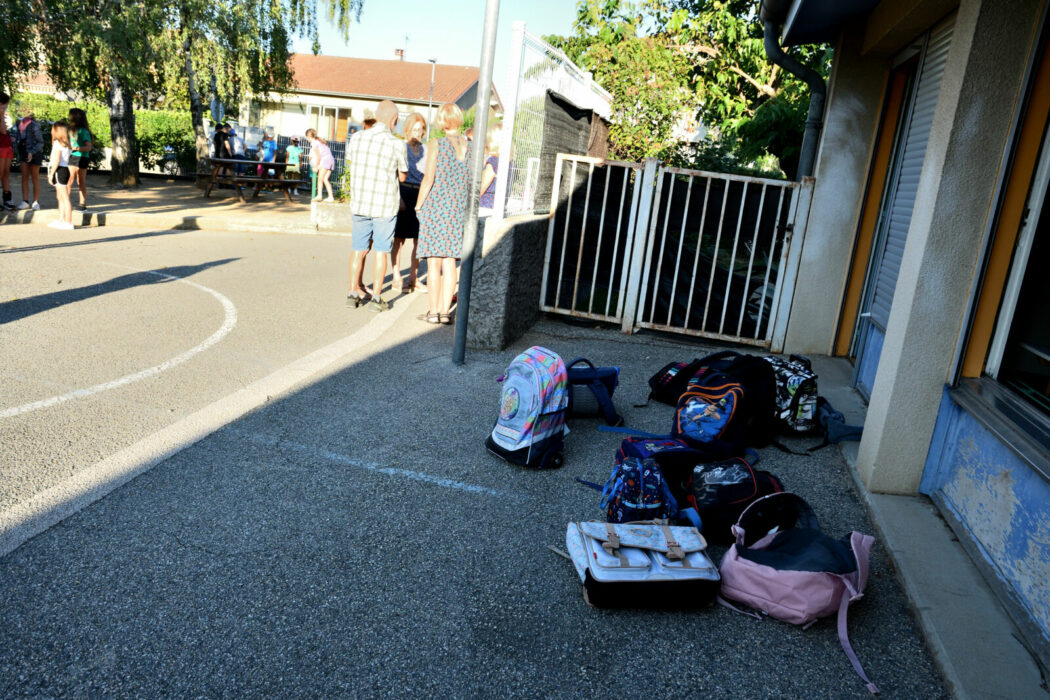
<box><xmin>540</xmin><ymin>154</ymin><xmax>810</xmax><ymax>350</ymax></box>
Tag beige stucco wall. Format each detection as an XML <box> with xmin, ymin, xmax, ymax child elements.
<box><xmin>854</xmin><ymin>0</ymin><xmax>1043</xmax><ymax>493</ymax></box>
<box><xmin>781</xmin><ymin>27</ymin><xmax>890</xmax><ymax>355</ymax></box>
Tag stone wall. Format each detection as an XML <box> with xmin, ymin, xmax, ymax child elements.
<box><xmin>466</xmin><ymin>213</ymin><xmax>550</xmax><ymax>350</ymax></box>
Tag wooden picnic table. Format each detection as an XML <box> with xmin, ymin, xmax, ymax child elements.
<box><xmin>204</xmin><ymin>157</ymin><xmax>309</xmax><ymax>203</ymax></box>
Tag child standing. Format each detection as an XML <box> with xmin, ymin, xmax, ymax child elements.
<box><xmin>47</xmin><ymin>120</ymin><xmax>74</xmax><ymax>230</ymax></box>
<box><xmin>286</xmin><ymin>136</ymin><xmax>303</xmax><ymax>196</ymax></box>
<box><xmin>0</xmin><ymin>93</ymin><xmax>13</xmax><ymax>211</ymax></box>
<box><xmin>305</xmin><ymin>128</ymin><xmax>335</xmax><ymax>202</ymax></box>
<box><xmin>15</xmin><ymin>104</ymin><xmax>43</xmax><ymax>210</ymax></box>
<box><xmin>68</xmin><ymin>108</ymin><xmax>93</xmax><ymax>211</ymax></box>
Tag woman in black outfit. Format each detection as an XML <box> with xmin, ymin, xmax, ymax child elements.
<box><xmin>391</xmin><ymin>113</ymin><xmax>427</xmax><ymax>293</ymax></box>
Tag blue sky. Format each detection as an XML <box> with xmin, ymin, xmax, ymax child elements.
<box><xmin>292</xmin><ymin>0</ymin><xmax>580</xmax><ymax>96</ymax></box>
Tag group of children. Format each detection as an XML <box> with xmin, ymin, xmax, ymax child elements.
<box><xmin>0</xmin><ymin>92</ymin><xmax>92</xmax><ymax>229</ymax></box>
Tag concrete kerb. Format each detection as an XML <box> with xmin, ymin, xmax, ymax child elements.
<box><xmin>0</xmin><ymin>207</ymin><xmax>337</xmax><ymax>236</ymax></box>
<box><xmin>843</xmin><ymin>455</ymin><xmax>1047</xmax><ymax>699</ymax></box>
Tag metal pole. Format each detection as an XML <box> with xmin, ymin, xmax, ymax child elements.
<box><xmin>427</xmin><ymin>59</ymin><xmax>436</xmax><ymax>140</ymax></box>
<box><xmin>452</xmin><ymin>0</ymin><xmax>499</xmax><ymax>366</ymax></box>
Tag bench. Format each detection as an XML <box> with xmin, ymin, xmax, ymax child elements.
<box><xmin>204</xmin><ymin>157</ymin><xmax>310</xmax><ymax>203</ymax></box>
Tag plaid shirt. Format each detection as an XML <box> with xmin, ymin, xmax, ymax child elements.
<box><xmin>346</xmin><ymin>124</ymin><xmax>408</xmax><ymax>218</ymax></box>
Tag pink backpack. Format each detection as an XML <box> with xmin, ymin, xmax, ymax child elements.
<box><xmin>718</xmin><ymin>492</ymin><xmax>879</xmax><ymax>694</ymax></box>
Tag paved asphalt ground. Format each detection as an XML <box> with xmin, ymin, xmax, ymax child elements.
<box><xmin>0</xmin><ymin>223</ymin><xmax>948</xmax><ymax>697</ymax></box>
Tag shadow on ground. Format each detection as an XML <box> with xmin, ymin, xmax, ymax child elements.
<box><xmin>0</xmin><ymin>319</ymin><xmax>948</xmax><ymax>697</ymax></box>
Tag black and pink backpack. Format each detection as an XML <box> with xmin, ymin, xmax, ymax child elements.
<box><xmin>718</xmin><ymin>492</ymin><xmax>879</xmax><ymax>694</ymax></box>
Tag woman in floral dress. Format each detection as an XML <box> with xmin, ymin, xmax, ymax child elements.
<box><xmin>416</xmin><ymin>103</ymin><xmax>471</xmax><ymax>325</ymax></box>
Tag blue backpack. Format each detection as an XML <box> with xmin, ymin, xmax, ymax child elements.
<box><xmin>597</xmin><ymin>438</ymin><xmax>702</xmax><ymax>528</ymax></box>
<box><xmin>672</xmin><ymin>368</ymin><xmax>747</xmax><ymax>460</ymax></box>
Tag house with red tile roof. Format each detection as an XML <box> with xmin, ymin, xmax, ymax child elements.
<box><xmin>243</xmin><ymin>53</ymin><xmax>502</xmax><ymax>143</ymax></box>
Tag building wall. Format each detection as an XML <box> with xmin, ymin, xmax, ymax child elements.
<box><xmin>855</xmin><ymin>0</ymin><xmax>1042</xmax><ymax>493</ymax></box>
<box><xmin>922</xmin><ymin>386</ymin><xmax>1050</xmax><ymax>660</ymax></box>
<box><xmin>782</xmin><ymin>27</ymin><xmax>890</xmax><ymax>354</ymax></box>
<box><xmin>243</xmin><ymin>93</ymin><xmax>433</xmax><ymax>140</ymax></box>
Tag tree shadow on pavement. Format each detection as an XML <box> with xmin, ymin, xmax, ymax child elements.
<box><xmin>0</xmin><ymin>258</ymin><xmax>239</xmax><ymax>325</ymax></box>
<box><xmin>0</xmin><ymin>228</ymin><xmax>192</xmax><ymax>255</ymax></box>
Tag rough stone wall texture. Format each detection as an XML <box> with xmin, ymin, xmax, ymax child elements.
<box><xmin>466</xmin><ymin>214</ymin><xmax>549</xmax><ymax>350</ymax></box>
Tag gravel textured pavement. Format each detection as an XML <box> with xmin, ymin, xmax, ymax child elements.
<box><xmin>0</xmin><ymin>224</ymin><xmax>950</xmax><ymax>700</ymax></box>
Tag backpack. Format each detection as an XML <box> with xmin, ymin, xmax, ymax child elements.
<box><xmin>719</xmin><ymin>493</ymin><xmax>879</xmax><ymax>694</ymax></box>
<box><xmin>647</xmin><ymin>359</ymin><xmax>705</xmax><ymax>405</ymax></box>
<box><xmin>484</xmin><ymin>346</ymin><xmax>569</xmax><ymax>469</ymax></box>
<box><xmin>599</xmin><ymin>439</ymin><xmax>680</xmax><ymax>524</ymax></box>
<box><xmin>565</xmin><ymin>521</ymin><xmax>721</xmax><ymax>608</ymax></box>
<box><xmin>763</xmin><ymin>354</ymin><xmax>819</xmax><ymax>433</ymax></box>
<box><xmin>566</xmin><ymin>357</ymin><xmax>623</xmax><ymax>426</ymax></box>
<box><xmin>694</xmin><ymin>351</ymin><xmax>781</xmax><ymax>447</ymax></box>
<box><xmin>688</xmin><ymin>451</ymin><xmax>785</xmax><ymax>544</ymax></box>
<box><xmin>671</xmin><ymin>368</ymin><xmax>748</xmax><ymax>460</ymax></box>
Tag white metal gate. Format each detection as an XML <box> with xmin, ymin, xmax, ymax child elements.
<box><xmin>541</xmin><ymin>154</ymin><xmax>810</xmax><ymax>350</ymax></box>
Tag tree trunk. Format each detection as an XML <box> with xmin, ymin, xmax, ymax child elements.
<box><xmin>182</xmin><ymin>5</ymin><xmax>211</xmax><ymax>189</ymax></box>
<box><xmin>106</xmin><ymin>74</ymin><xmax>139</xmax><ymax>187</ymax></box>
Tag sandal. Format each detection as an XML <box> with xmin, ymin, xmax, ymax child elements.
<box><xmin>416</xmin><ymin>312</ymin><xmax>441</xmax><ymax>324</ymax></box>
<box><xmin>439</xmin><ymin>314</ymin><xmax>452</xmax><ymax>325</ymax></box>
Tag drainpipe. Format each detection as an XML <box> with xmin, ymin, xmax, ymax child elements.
<box><xmin>762</xmin><ymin>19</ymin><xmax>825</xmax><ymax>179</ymax></box>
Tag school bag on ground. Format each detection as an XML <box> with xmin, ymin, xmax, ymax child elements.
<box><xmin>719</xmin><ymin>492</ymin><xmax>879</xmax><ymax>694</ymax></box>
<box><xmin>565</xmin><ymin>521</ymin><xmax>720</xmax><ymax>608</ymax></box>
<box><xmin>671</xmin><ymin>367</ymin><xmax>749</xmax><ymax>459</ymax></box>
<box><xmin>565</xmin><ymin>357</ymin><xmax>623</xmax><ymax>426</ymax></box>
<box><xmin>646</xmin><ymin>358</ymin><xmax>705</xmax><ymax>405</ymax></box>
<box><xmin>763</xmin><ymin>354</ymin><xmax>819</xmax><ymax>434</ymax></box>
<box><xmin>596</xmin><ymin>437</ymin><xmax>703</xmax><ymax>528</ymax></box>
<box><xmin>688</xmin><ymin>450</ymin><xmax>785</xmax><ymax>544</ymax></box>
<box><xmin>693</xmin><ymin>350</ymin><xmax>782</xmax><ymax>446</ymax></box>
<box><xmin>485</xmin><ymin>346</ymin><xmax>569</xmax><ymax>469</ymax></box>
<box><xmin>808</xmin><ymin>396</ymin><xmax>864</xmax><ymax>450</ymax></box>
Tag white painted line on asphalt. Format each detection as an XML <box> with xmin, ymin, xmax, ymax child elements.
<box><xmin>0</xmin><ymin>266</ymin><xmax>238</xmax><ymax>419</ymax></box>
<box><xmin>0</xmin><ymin>293</ymin><xmax>420</xmax><ymax>557</ymax></box>
<box><xmin>230</xmin><ymin>429</ymin><xmax>518</xmax><ymax>500</ymax></box>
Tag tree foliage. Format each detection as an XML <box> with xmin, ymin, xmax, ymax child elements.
<box><xmin>546</xmin><ymin>0</ymin><xmax>831</xmax><ymax>176</ymax></box>
<box><xmin>30</xmin><ymin>0</ymin><xmax>363</xmax><ymax>186</ymax></box>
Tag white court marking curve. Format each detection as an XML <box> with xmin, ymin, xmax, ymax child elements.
<box><xmin>0</xmin><ymin>259</ymin><xmax>238</xmax><ymax>419</ymax></box>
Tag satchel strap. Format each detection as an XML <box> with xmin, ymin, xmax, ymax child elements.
<box><xmin>602</xmin><ymin>523</ymin><xmax>628</xmax><ymax>566</ymax></box>
<box><xmin>660</xmin><ymin>523</ymin><xmax>685</xmax><ymax>561</ymax></box>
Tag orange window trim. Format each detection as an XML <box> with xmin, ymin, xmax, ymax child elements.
<box><xmin>835</xmin><ymin>68</ymin><xmax>911</xmax><ymax>357</ymax></box>
<box><xmin>962</xmin><ymin>38</ymin><xmax>1050</xmax><ymax>378</ymax></box>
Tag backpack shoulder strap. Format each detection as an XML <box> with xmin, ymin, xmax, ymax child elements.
<box><xmin>837</xmin><ymin>588</ymin><xmax>879</xmax><ymax>694</ymax></box>
<box><xmin>586</xmin><ymin>378</ymin><xmax>624</xmax><ymax>426</ymax></box>
<box><xmin>836</xmin><ymin>531</ymin><xmax>878</xmax><ymax>694</ymax></box>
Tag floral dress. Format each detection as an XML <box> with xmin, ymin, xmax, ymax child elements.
<box><xmin>418</xmin><ymin>137</ymin><xmax>471</xmax><ymax>259</ymax></box>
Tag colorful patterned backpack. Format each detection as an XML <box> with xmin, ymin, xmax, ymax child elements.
<box><xmin>599</xmin><ymin>438</ymin><xmax>682</xmax><ymax>524</ymax></box>
<box><xmin>485</xmin><ymin>346</ymin><xmax>569</xmax><ymax>468</ymax></box>
<box><xmin>763</xmin><ymin>355</ymin><xmax>819</xmax><ymax>433</ymax></box>
<box><xmin>671</xmin><ymin>368</ymin><xmax>747</xmax><ymax>459</ymax></box>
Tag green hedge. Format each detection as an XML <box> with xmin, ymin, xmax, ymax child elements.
<box><xmin>12</xmin><ymin>93</ymin><xmax>195</xmax><ymax>172</ymax></box>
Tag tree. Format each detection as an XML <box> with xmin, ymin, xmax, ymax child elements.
<box><xmin>37</xmin><ymin>0</ymin><xmax>364</xmax><ymax>187</ymax></box>
<box><xmin>37</xmin><ymin>0</ymin><xmax>168</xmax><ymax>186</ymax></box>
<box><xmin>0</xmin><ymin>0</ymin><xmax>38</xmax><ymax>94</ymax></box>
<box><xmin>170</xmin><ymin>0</ymin><xmax>364</xmax><ymax>187</ymax></box>
<box><xmin>547</xmin><ymin>0</ymin><xmax>830</xmax><ymax>176</ymax></box>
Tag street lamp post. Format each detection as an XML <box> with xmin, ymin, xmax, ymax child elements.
<box><xmin>427</xmin><ymin>59</ymin><xmax>437</xmax><ymax>140</ymax></box>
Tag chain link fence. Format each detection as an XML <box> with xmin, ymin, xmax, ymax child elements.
<box><xmin>492</xmin><ymin>23</ymin><xmax>612</xmax><ymax>220</ymax></box>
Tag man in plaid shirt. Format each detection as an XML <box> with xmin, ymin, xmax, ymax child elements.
<box><xmin>346</xmin><ymin>99</ymin><xmax>408</xmax><ymax>312</ymax></box>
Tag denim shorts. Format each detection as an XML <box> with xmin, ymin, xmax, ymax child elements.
<box><xmin>351</xmin><ymin>214</ymin><xmax>396</xmax><ymax>253</ymax></box>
